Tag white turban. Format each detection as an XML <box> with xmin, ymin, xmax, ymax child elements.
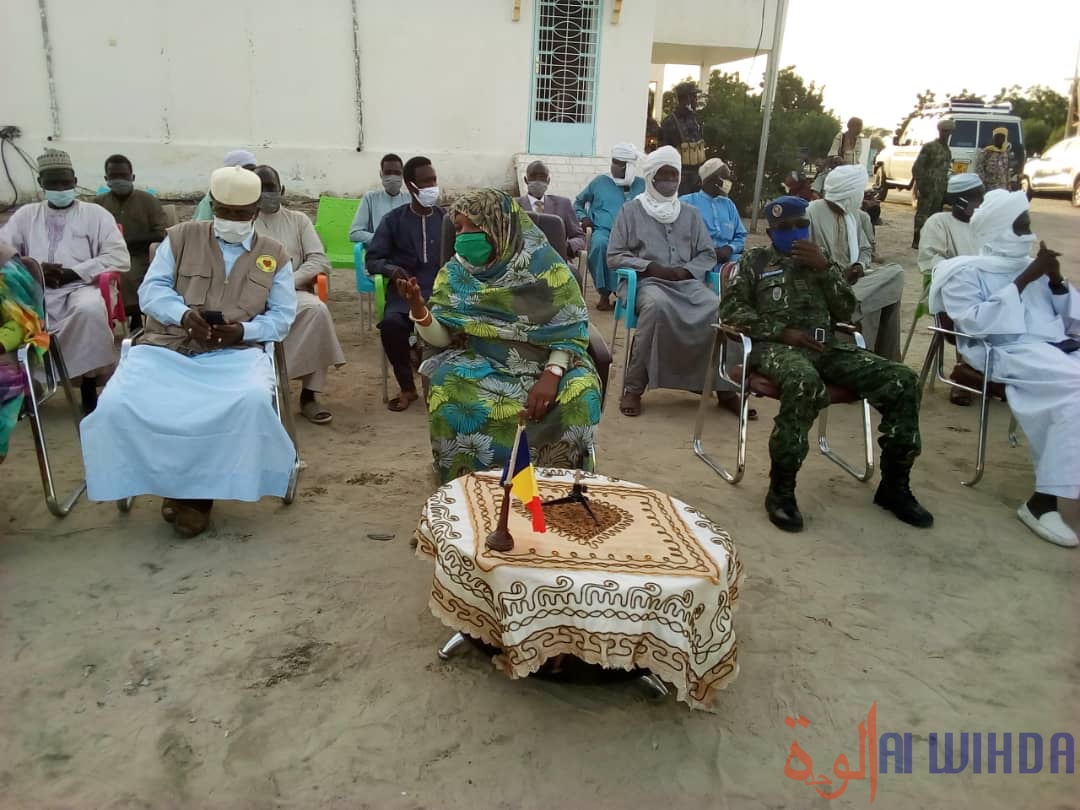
<box><xmin>971</xmin><ymin>189</ymin><xmax>1031</xmax><ymax>254</ymax></box>
<box><xmin>636</xmin><ymin>146</ymin><xmax>682</xmax><ymax>224</ymax></box>
<box><xmin>210</xmin><ymin>166</ymin><xmax>261</xmax><ymax>206</ymax></box>
<box><xmin>611</xmin><ymin>143</ymin><xmax>641</xmax><ymax>162</ymax></box>
<box><xmin>947</xmin><ymin>173</ymin><xmax>983</xmax><ymax>194</ymax></box>
<box><xmin>699</xmin><ymin>158</ymin><xmax>729</xmax><ymax>182</ymax></box>
<box><xmin>823</xmin><ymin>165</ymin><xmax>868</xmax><ymax>265</ymax></box>
<box><xmin>223</xmin><ymin>149</ymin><xmax>257</xmax><ymax>168</ymax></box>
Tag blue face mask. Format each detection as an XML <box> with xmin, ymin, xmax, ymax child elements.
<box><xmin>45</xmin><ymin>189</ymin><xmax>77</xmax><ymax>208</ymax></box>
<box><xmin>770</xmin><ymin>226</ymin><xmax>809</xmax><ymax>256</ymax></box>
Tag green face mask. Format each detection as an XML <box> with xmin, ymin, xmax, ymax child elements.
<box><xmin>454</xmin><ymin>231</ymin><xmax>493</xmax><ymax>266</ymax></box>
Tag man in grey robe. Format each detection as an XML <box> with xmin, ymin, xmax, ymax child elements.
<box><xmin>608</xmin><ymin>146</ymin><xmax>746</xmax><ymax>417</ymax></box>
<box><xmin>807</xmin><ymin>166</ymin><xmax>905</xmax><ymax>360</ymax></box>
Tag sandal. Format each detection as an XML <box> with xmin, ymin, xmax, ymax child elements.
<box><xmin>301</xmin><ymin>399</ymin><xmax>333</xmax><ymax>425</ymax></box>
<box><xmin>949</xmin><ymin>388</ymin><xmax>973</xmax><ymax>407</ymax></box>
<box><xmin>173</xmin><ymin>499</ymin><xmax>213</xmax><ymax>539</ymax></box>
<box><xmin>596</xmin><ymin>296</ymin><xmax>613</xmax><ymax>312</ymax></box>
<box><xmin>619</xmin><ymin>391</ymin><xmax>642</xmax><ymax>417</ymax></box>
<box><xmin>717</xmin><ymin>392</ymin><xmax>758</xmax><ymax>420</ymax></box>
<box><xmin>161</xmin><ymin>498</ymin><xmax>178</xmax><ymax>524</ymax></box>
<box><xmin>387</xmin><ymin>391</ymin><xmax>419</xmax><ymax>412</ymax></box>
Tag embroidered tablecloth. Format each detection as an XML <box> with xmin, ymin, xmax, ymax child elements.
<box><xmin>414</xmin><ymin>469</ymin><xmax>744</xmax><ymax>711</ymax></box>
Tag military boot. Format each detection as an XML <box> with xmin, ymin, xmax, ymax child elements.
<box><xmin>874</xmin><ymin>457</ymin><xmax>934</xmax><ymax>528</ymax></box>
<box><xmin>766</xmin><ymin>465</ymin><xmax>803</xmax><ymax>532</ymax></box>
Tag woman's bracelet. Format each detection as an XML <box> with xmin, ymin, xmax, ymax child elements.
<box><xmin>410</xmin><ymin>308</ymin><xmax>433</xmax><ymax>327</ymax></box>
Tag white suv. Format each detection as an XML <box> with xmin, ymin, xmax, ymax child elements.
<box><xmin>874</xmin><ymin>101</ymin><xmax>1025</xmax><ymax>200</ymax></box>
<box><xmin>1021</xmin><ymin>136</ymin><xmax>1080</xmax><ymax>207</ymax></box>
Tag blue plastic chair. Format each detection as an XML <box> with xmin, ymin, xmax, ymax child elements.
<box><xmin>96</xmin><ymin>186</ymin><xmax>157</xmax><ymax>196</ymax></box>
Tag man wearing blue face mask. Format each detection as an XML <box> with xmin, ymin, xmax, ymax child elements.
<box><xmin>96</xmin><ymin>154</ymin><xmax>168</xmax><ymax>329</ymax></box>
<box><xmin>719</xmin><ymin>195</ymin><xmax>932</xmax><ymax>534</ymax></box>
<box><xmin>0</xmin><ymin>148</ymin><xmax>131</xmax><ymax>414</ymax></box>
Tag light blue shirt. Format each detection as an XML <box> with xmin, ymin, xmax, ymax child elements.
<box><xmin>573</xmin><ymin>174</ymin><xmax>646</xmax><ymax>234</ymax></box>
<box><xmin>349</xmin><ymin>188</ymin><xmax>410</xmax><ymax>244</ymax></box>
<box><xmin>140</xmin><ymin>231</ymin><xmax>297</xmax><ymax>344</ymax></box>
<box><xmin>680</xmin><ymin>191</ymin><xmax>747</xmax><ymax>261</ymax></box>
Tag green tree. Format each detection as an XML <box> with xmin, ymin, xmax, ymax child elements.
<box><xmin>991</xmin><ymin>85</ymin><xmax>1069</xmax><ymax>153</ymax></box>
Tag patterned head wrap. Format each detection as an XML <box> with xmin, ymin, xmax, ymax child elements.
<box><xmin>447</xmin><ymin>188</ymin><xmax>526</xmax><ymax>272</ymax></box>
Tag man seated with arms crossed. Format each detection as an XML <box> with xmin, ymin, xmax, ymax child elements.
<box><xmin>254</xmin><ymin>164</ymin><xmax>345</xmax><ymax>424</ymax></box>
<box><xmin>681</xmin><ymin>158</ymin><xmax>747</xmax><ymax>268</ymax></box>
<box><xmin>720</xmin><ymin>195</ymin><xmax>933</xmax><ymax>533</ymax></box>
<box><xmin>807</xmin><ymin>165</ymin><xmax>905</xmax><ymax>360</ymax></box>
<box><xmin>516</xmin><ymin>160</ymin><xmax>586</xmax><ymax>261</ymax></box>
<box><xmin>80</xmin><ymin>167</ymin><xmax>298</xmax><ymax>538</ymax></box>
<box><xmin>930</xmin><ymin>190</ymin><xmax>1080</xmax><ymax>548</ymax></box>
<box><xmin>95</xmin><ymin>153</ymin><xmax>168</xmax><ymax>330</ymax></box>
<box><xmin>0</xmin><ymin>148</ymin><xmax>130</xmax><ymax>414</ymax></box>
<box><xmin>607</xmin><ymin>146</ymin><xmax>749</xmax><ymax>418</ymax></box>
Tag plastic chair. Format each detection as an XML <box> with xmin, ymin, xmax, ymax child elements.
<box><xmin>901</xmin><ymin>272</ymin><xmax>932</xmax><ymax>361</ymax></box>
<box><xmin>692</xmin><ymin>264</ymin><xmax>873</xmax><ymax>485</ymax></box>
<box><xmin>353</xmin><ymin>241</ymin><xmax>380</xmax><ymax>333</ymax></box>
<box><xmin>916</xmin><ymin>312</ymin><xmax>1018</xmax><ymax>487</ymax></box>
<box><xmin>115</xmin><ymin>336</ymin><xmax>301</xmax><ymax>514</ymax></box>
<box><xmin>96</xmin><ymin>186</ymin><xmax>157</xmax><ymax>196</ymax></box>
<box><xmin>97</xmin><ymin>272</ymin><xmax>126</xmax><ymax>334</ymax></box>
<box><xmin>314</xmin><ymin>196</ymin><xmax>361</xmax><ymax>269</ymax></box>
<box><xmin>13</xmin><ymin>257</ymin><xmax>87</xmax><ymax>516</ymax></box>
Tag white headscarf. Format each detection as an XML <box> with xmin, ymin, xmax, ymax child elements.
<box><xmin>611</xmin><ymin>142</ymin><xmax>641</xmax><ymax>187</ymax></box>
<box><xmin>823</xmin><ymin>165</ymin><xmax>868</xmax><ymax>266</ymax></box>
<box><xmin>223</xmin><ymin>149</ymin><xmax>256</xmax><ymax>168</ymax></box>
<box><xmin>947</xmin><ymin>173</ymin><xmax>983</xmax><ymax>194</ymax></box>
<box><xmin>929</xmin><ymin>189</ymin><xmax>1034</xmax><ymax>314</ymax></box>
<box><xmin>635</xmin><ymin>145</ymin><xmax>682</xmax><ymax>224</ymax></box>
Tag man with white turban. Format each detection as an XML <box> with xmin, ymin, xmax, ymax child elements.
<box><xmin>81</xmin><ymin>166</ymin><xmax>298</xmax><ymax>538</ymax></box>
<box><xmin>192</xmin><ymin>148</ymin><xmax>258</xmax><ymax>221</ymax></box>
<box><xmin>806</xmin><ymin>165</ymin><xmax>905</xmax><ymax>359</ymax></box>
<box><xmin>917</xmin><ymin>172</ymin><xmax>986</xmax><ymax>405</ymax></box>
<box><xmin>607</xmin><ymin>146</ymin><xmax>742</xmax><ymax>417</ymax></box>
<box><xmin>574</xmin><ymin>143</ymin><xmax>646</xmax><ymax>310</ymax></box>
<box><xmin>930</xmin><ymin>190</ymin><xmax>1080</xmax><ymax>548</ymax></box>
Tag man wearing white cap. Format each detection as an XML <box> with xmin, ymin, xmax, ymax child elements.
<box><xmin>0</xmin><ymin>148</ymin><xmax>131</xmax><ymax>413</ymax></box>
<box><xmin>930</xmin><ymin>190</ymin><xmax>1080</xmax><ymax>548</ymax></box>
<box><xmin>807</xmin><ymin>165</ymin><xmax>905</xmax><ymax>359</ymax></box>
<box><xmin>80</xmin><ymin>166</ymin><xmax>298</xmax><ymax>538</ymax></box>
<box><xmin>574</xmin><ymin>143</ymin><xmax>646</xmax><ymax>310</ymax></box>
<box><xmin>680</xmin><ymin>158</ymin><xmax>747</xmax><ymax>266</ymax></box>
<box><xmin>917</xmin><ymin>172</ymin><xmax>985</xmax><ymax>405</ymax></box>
<box><xmin>192</xmin><ymin>148</ymin><xmax>257</xmax><ymax>221</ymax></box>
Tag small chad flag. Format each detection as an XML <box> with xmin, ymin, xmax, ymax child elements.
<box><xmin>501</xmin><ymin>426</ymin><xmax>545</xmax><ymax>533</ymax></box>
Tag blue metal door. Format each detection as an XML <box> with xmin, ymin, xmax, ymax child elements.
<box><xmin>528</xmin><ymin>0</ymin><xmax>602</xmax><ymax>156</ymax></box>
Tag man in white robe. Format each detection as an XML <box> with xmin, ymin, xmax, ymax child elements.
<box><xmin>254</xmin><ymin>164</ymin><xmax>345</xmax><ymax>424</ymax></box>
<box><xmin>0</xmin><ymin>148</ymin><xmax>130</xmax><ymax>413</ymax></box>
<box><xmin>807</xmin><ymin>166</ymin><xmax>905</xmax><ymax>360</ymax></box>
<box><xmin>930</xmin><ymin>189</ymin><xmax>1080</xmax><ymax>548</ymax></box>
<box><xmin>80</xmin><ymin>167</ymin><xmax>297</xmax><ymax>538</ymax></box>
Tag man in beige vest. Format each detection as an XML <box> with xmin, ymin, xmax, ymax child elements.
<box><xmin>80</xmin><ymin>167</ymin><xmax>298</xmax><ymax>537</ymax></box>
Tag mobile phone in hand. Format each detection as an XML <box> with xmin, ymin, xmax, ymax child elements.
<box><xmin>203</xmin><ymin>310</ymin><xmax>225</xmax><ymax>326</ymax></box>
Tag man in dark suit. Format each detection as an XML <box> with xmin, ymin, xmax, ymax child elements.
<box><xmin>517</xmin><ymin>160</ymin><xmax>586</xmax><ymax>261</ymax></box>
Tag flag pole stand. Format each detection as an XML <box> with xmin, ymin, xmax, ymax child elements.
<box><xmin>486</xmin><ymin>484</ymin><xmax>515</xmax><ymax>552</ymax></box>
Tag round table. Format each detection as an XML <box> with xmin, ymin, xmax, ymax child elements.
<box><xmin>414</xmin><ymin>469</ymin><xmax>744</xmax><ymax>711</ymax></box>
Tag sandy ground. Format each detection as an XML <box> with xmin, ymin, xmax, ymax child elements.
<box><xmin>1</xmin><ymin>195</ymin><xmax>1079</xmax><ymax>810</ymax></box>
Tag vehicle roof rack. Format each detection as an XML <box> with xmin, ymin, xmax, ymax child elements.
<box><xmin>920</xmin><ymin>100</ymin><xmax>1014</xmax><ymax>116</ymax></box>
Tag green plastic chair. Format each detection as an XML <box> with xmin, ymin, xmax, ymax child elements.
<box><xmin>314</xmin><ymin>196</ymin><xmax>361</xmax><ymax>269</ymax></box>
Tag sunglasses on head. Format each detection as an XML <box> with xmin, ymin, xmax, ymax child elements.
<box><xmin>772</xmin><ymin>218</ymin><xmax>810</xmax><ymax>231</ymax></box>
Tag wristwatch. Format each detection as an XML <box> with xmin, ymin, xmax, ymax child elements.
<box><xmin>545</xmin><ymin>364</ymin><xmax>565</xmax><ymax>378</ymax></box>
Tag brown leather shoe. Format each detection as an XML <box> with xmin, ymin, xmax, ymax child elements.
<box><xmin>161</xmin><ymin>498</ymin><xmax>178</xmax><ymax>523</ymax></box>
<box><xmin>173</xmin><ymin>499</ymin><xmax>213</xmax><ymax>538</ymax></box>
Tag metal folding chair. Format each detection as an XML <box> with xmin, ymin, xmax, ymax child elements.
<box><xmin>916</xmin><ymin>313</ymin><xmax>1018</xmax><ymax>487</ymax></box>
<box><xmin>12</xmin><ymin>257</ymin><xmax>86</xmax><ymax>516</ymax></box>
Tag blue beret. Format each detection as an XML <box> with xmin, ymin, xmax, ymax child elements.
<box><xmin>764</xmin><ymin>195</ymin><xmax>809</xmax><ymax>224</ymax></box>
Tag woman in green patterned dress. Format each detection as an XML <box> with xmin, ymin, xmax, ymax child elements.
<box><xmin>395</xmin><ymin>189</ymin><xmax>601</xmax><ymax>483</ymax></box>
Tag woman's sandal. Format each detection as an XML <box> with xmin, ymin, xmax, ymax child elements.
<box><xmin>387</xmin><ymin>391</ymin><xmax>419</xmax><ymax>412</ymax></box>
<box><xmin>619</xmin><ymin>391</ymin><xmax>642</xmax><ymax>417</ymax></box>
<box><xmin>301</xmin><ymin>400</ymin><xmax>333</xmax><ymax>424</ymax></box>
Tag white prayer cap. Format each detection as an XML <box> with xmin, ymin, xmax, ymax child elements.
<box><xmin>823</xmin><ymin>164</ymin><xmax>868</xmax><ymax>215</ymax></box>
<box><xmin>611</xmin><ymin>143</ymin><xmax>641</xmax><ymax>162</ymax></box>
<box><xmin>947</xmin><ymin>173</ymin><xmax>983</xmax><ymax>194</ymax></box>
<box><xmin>971</xmin><ymin>189</ymin><xmax>1029</xmax><ymax>246</ymax></box>
<box><xmin>699</xmin><ymin>158</ymin><xmax>729</xmax><ymax>182</ymax></box>
<box><xmin>209</xmin><ymin>166</ymin><xmax>261</xmax><ymax>206</ymax></box>
<box><xmin>642</xmin><ymin>145</ymin><xmax>681</xmax><ymax>178</ymax></box>
<box><xmin>222</xmin><ymin>149</ymin><xmax>257</xmax><ymax>168</ymax></box>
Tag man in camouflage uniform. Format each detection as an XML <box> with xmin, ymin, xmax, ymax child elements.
<box><xmin>719</xmin><ymin>196</ymin><xmax>933</xmax><ymax>533</ymax></box>
<box><xmin>911</xmin><ymin>119</ymin><xmax>954</xmax><ymax>248</ymax></box>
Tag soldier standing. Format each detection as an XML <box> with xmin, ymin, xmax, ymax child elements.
<box><xmin>660</xmin><ymin>81</ymin><xmax>707</xmax><ymax>195</ymax></box>
<box><xmin>911</xmin><ymin>119</ymin><xmax>954</xmax><ymax>248</ymax></box>
<box><xmin>719</xmin><ymin>196</ymin><xmax>933</xmax><ymax>533</ymax></box>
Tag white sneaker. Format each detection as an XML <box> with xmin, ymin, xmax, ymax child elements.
<box><xmin>1017</xmin><ymin>504</ymin><xmax>1080</xmax><ymax>548</ymax></box>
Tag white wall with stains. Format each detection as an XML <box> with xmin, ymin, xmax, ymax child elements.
<box><xmin>1</xmin><ymin>0</ymin><xmax>765</xmax><ymax>201</ymax></box>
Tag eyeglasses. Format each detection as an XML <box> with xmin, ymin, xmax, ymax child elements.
<box><xmin>771</xmin><ymin>218</ymin><xmax>810</xmax><ymax>231</ymax></box>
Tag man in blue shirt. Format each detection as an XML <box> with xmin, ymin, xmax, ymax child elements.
<box><xmin>349</xmin><ymin>153</ymin><xmax>410</xmax><ymax>245</ymax></box>
<box><xmin>680</xmin><ymin>158</ymin><xmax>747</xmax><ymax>269</ymax></box>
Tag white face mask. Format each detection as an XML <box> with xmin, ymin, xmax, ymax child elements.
<box><xmin>414</xmin><ymin>185</ymin><xmax>440</xmax><ymax>207</ymax></box>
<box><xmin>213</xmin><ymin>217</ymin><xmax>254</xmax><ymax>244</ymax></box>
